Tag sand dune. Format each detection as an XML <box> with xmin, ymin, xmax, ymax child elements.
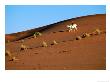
<box><xmin>5</xmin><ymin>14</ymin><xmax>106</xmax><ymax>70</ymax></box>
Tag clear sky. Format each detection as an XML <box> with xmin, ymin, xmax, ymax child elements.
<box><xmin>5</xmin><ymin>5</ymin><xmax>106</xmax><ymax>34</ymax></box>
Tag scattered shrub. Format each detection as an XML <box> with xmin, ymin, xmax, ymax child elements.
<box><xmin>21</xmin><ymin>39</ymin><xmax>24</xmax><ymax>43</ymax></box>
<box><xmin>9</xmin><ymin>56</ymin><xmax>19</xmax><ymax>61</ymax></box>
<box><xmin>42</xmin><ymin>41</ymin><xmax>48</xmax><ymax>47</ymax></box>
<box><xmin>76</xmin><ymin>36</ymin><xmax>82</xmax><ymax>40</ymax></box>
<box><xmin>6</xmin><ymin>40</ymin><xmax>10</xmax><ymax>43</ymax></box>
<box><xmin>89</xmin><ymin>33</ymin><xmax>93</xmax><ymax>36</ymax></box>
<box><xmin>53</xmin><ymin>40</ymin><xmax>58</xmax><ymax>45</ymax></box>
<box><xmin>86</xmin><ymin>33</ymin><xmax>90</xmax><ymax>37</ymax></box>
<box><xmin>51</xmin><ymin>40</ymin><xmax>58</xmax><ymax>45</ymax></box>
<box><xmin>33</xmin><ymin>33</ymin><xmax>37</xmax><ymax>38</ymax></box>
<box><xmin>5</xmin><ymin>51</ymin><xmax>19</xmax><ymax>61</ymax></box>
<box><xmin>20</xmin><ymin>44</ymin><xmax>27</xmax><ymax>50</ymax></box>
<box><xmin>33</xmin><ymin>32</ymin><xmax>42</xmax><ymax>38</ymax></box>
<box><xmin>5</xmin><ymin>50</ymin><xmax>12</xmax><ymax>57</ymax></box>
<box><xmin>95</xmin><ymin>29</ymin><xmax>101</xmax><ymax>35</ymax></box>
<box><xmin>82</xmin><ymin>33</ymin><xmax>90</xmax><ymax>38</ymax></box>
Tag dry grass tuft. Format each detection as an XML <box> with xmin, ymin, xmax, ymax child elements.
<box><xmin>82</xmin><ymin>33</ymin><xmax>90</xmax><ymax>38</ymax></box>
<box><xmin>9</xmin><ymin>56</ymin><xmax>19</xmax><ymax>61</ymax></box>
<box><xmin>51</xmin><ymin>40</ymin><xmax>58</xmax><ymax>45</ymax></box>
<box><xmin>5</xmin><ymin>50</ymin><xmax>12</xmax><ymax>57</ymax></box>
<box><xmin>53</xmin><ymin>40</ymin><xmax>58</xmax><ymax>45</ymax></box>
<box><xmin>33</xmin><ymin>32</ymin><xmax>42</xmax><ymax>38</ymax></box>
<box><xmin>42</xmin><ymin>41</ymin><xmax>48</xmax><ymax>47</ymax></box>
<box><xmin>21</xmin><ymin>39</ymin><xmax>24</xmax><ymax>43</ymax></box>
<box><xmin>6</xmin><ymin>40</ymin><xmax>10</xmax><ymax>43</ymax></box>
<box><xmin>5</xmin><ymin>50</ymin><xmax>19</xmax><ymax>61</ymax></box>
<box><xmin>76</xmin><ymin>36</ymin><xmax>82</xmax><ymax>40</ymax></box>
<box><xmin>20</xmin><ymin>44</ymin><xmax>27</xmax><ymax>50</ymax></box>
<box><xmin>95</xmin><ymin>28</ymin><xmax>101</xmax><ymax>35</ymax></box>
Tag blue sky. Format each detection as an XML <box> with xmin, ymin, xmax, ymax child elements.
<box><xmin>5</xmin><ymin>5</ymin><xmax>106</xmax><ymax>34</ymax></box>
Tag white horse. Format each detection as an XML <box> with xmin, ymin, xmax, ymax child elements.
<box><xmin>67</xmin><ymin>24</ymin><xmax>78</xmax><ymax>32</ymax></box>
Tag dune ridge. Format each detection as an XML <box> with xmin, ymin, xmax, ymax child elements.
<box><xmin>5</xmin><ymin>14</ymin><xmax>106</xmax><ymax>70</ymax></box>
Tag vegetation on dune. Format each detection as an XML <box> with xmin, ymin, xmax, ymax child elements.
<box><xmin>5</xmin><ymin>50</ymin><xmax>19</xmax><ymax>61</ymax></box>
<box><xmin>9</xmin><ymin>56</ymin><xmax>19</xmax><ymax>61</ymax></box>
<box><xmin>20</xmin><ymin>44</ymin><xmax>27</xmax><ymax>50</ymax></box>
<box><xmin>33</xmin><ymin>32</ymin><xmax>42</xmax><ymax>38</ymax></box>
<box><xmin>21</xmin><ymin>39</ymin><xmax>24</xmax><ymax>43</ymax></box>
<box><xmin>51</xmin><ymin>40</ymin><xmax>58</xmax><ymax>45</ymax></box>
<box><xmin>82</xmin><ymin>33</ymin><xmax>90</xmax><ymax>38</ymax></box>
<box><xmin>42</xmin><ymin>41</ymin><xmax>48</xmax><ymax>47</ymax></box>
<box><xmin>95</xmin><ymin>28</ymin><xmax>101</xmax><ymax>35</ymax></box>
<box><xmin>76</xmin><ymin>36</ymin><xmax>82</xmax><ymax>40</ymax></box>
<box><xmin>53</xmin><ymin>40</ymin><xmax>58</xmax><ymax>45</ymax></box>
<box><xmin>6</xmin><ymin>40</ymin><xmax>10</xmax><ymax>43</ymax></box>
<box><xmin>5</xmin><ymin>50</ymin><xmax>12</xmax><ymax>57</ymax></box>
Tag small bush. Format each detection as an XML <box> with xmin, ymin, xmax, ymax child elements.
<box><xmin>20</xmin><ymin>44</ymin><xmax>27</xmax><ymax>50</ymax></box>
<box><xmin>42</xmin><ymin>41</ymin><xmax>48</xmax><ymax>47</ymax></box>
<box><xmin>86</xmin><ymin>33</ymin><xmax>90</xmax><ymax>37</ymax></box>
<box><xmin>21</xmin><ymin>39</ymin><xmax>24</xmax><ymax>43</ymax></box>
<box><xmin>76</xmin><ymin>36</ymin><xmax>82</xmax><ymax>40</ymax></box>
<box><xmin>82</xmin><ymin>33</ymin><xmax>90</xmax><ymax>38</ymax></box>
<box><xmin>95</xmin><ymin>29</ymin><xmax>101</xmax><ymax>35</ymax></box>
<box><xmin>53</xmin><ymin>40</ymin><xmax>58</xmax><ymax>45</ymax></box>
<box><xmin>51</xmin><ymin>40</ymin><xmax>58</xmax><ymax>45</ymax></box>
<box><xmin>6</xmin><ymin>40</ymin><xmax>10</xmax><ymax>43</ymax></box>
<box><xmin>33</xmin><ymin>32</ymin><xmax>42</xmax><ymax>38</ymax></box>
<box><xmin>9</xmin><ymin>56</ymin><xmax>19</xmax><ymax>61</ymax></box>
<box><xmin>5</xmin><ymin>50</ymin><xmax>12</xmax><ymax>57</ymax></box>
<box><xmin>33</xmin><ymin>34</ymin><xmax>37</xmax><ymax>38</ymax></box>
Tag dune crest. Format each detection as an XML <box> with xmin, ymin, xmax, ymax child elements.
<box><xmin>5</xmin><ymin>14</ymin><xmax>106</xmax><ymax>70</ymax></box>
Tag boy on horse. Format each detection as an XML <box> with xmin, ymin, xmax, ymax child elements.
<box><xmin>67</xmin><ymin>22</ymin><xmax>78</xmax><ymax>32</ymax></box>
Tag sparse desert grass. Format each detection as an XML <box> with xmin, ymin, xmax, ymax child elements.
<box><xmin>76</xmin><ymin>36</ymin><xmax>82</xmax><ymax>40</ymax></box>
<box><xmin>82</xmin><ymin>33</ymin><xmax>90</xmax><ymax>38</ymax></box>
<box><xmin>33</xmin><ymin>32</ymin><xmax>42</xmax><ymax>38</ymax></box>
<box><xmin>51</xmin><ymin>40</ymin><xmax>58</xmax><ymax>45</ymax></box>
<box><xmin>9</xmin><ymin>56</ymin><xmax>19</xmax><ymax>61</ymax></box>
<box><xmin>6</xmin><ymin>40</ymin><xmax>10</xmax><ymax>43</ymax></box>
<box><xmin>33</xmin><ymin>33</ymin><xmax>37</xmax><ymax>38</ymax></box>
<box><xmin>21</xmin><ymin>39</ymin><xmax>24</xmax><ymax>43</ymax></box>
<box><xmin>53</xmin><ymin>40</ymin><xmax>58</xmax><ymax>45</ymax></box>
<box><xmin>5</xmin><ymin>50</ymin><xmax>19</xmax><ymax>61</ymax></box>
<box><xmin>20</xmin><ymin>44</ymin><xmax>27</xmax><ymax>50</ymax></box>
<box><xmin>5</xmin><ymin>50</ymin><xmax>12</xmax><ymax>57</ymax></box>
<box><xmin>42</xmin><ymin>41</ymin><xmax>48</xmax><ymax>47</ymax></box>
<box><xmin>95</xmin><ymin>28</ymin><xmax>101</xmax><ymax>35</ymax></box>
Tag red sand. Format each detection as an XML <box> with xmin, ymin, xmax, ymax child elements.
<box><xmin>5</xmin><ymin>14</ymin><xmax>106</xmax><ymax>70</ymax></box>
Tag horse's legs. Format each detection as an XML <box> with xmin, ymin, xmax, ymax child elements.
<box><xmin>69</xmin><ymin>28</ymin><xmax>72</xmax><ymax>32</ymax></box>
<box><xmin>75</xmin><ymin>28</ymin><xmax>78</xmax><ymax>32</ymax></box>
<box><xmin>69</xmin><ymin>29</ymin><xmax>71</xmax><ymax>32</ymax></box>
<box><xmin>73</xmin><ymin>28</ymin><xmax>77</xmax><ymax>32</ymax></box>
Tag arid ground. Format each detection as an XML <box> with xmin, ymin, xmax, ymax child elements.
<box><xmin>5</xmin><ymin>14</ymin><xmax>106</xmax><ymax>70</ymax></box>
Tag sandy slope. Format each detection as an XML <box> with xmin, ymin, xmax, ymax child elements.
<box><xmin>5</xmin><ymin>14</ymin><xmax>106</xmax><ymax>70</ymax></box>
